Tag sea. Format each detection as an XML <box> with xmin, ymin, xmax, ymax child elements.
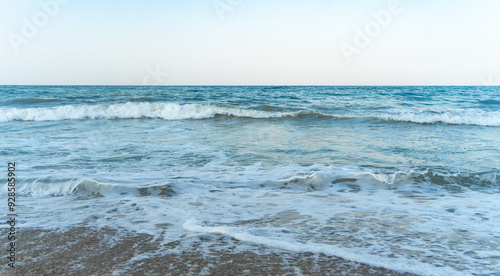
<box><xmin>1</xmin><ymin>85</ymin><xmax>500</xmax><ymax>275</ymax></box>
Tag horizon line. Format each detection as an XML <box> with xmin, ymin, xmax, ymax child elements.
<box><xmin>1</xmin><ymin>84</ymin><xmax>498</xmax><ymax>87</ymax></box>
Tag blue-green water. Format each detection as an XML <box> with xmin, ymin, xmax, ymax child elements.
<box><xmin>1</xmin><ymin>86</ymin><xmax>500</xmax><ymax>275</ymax></box>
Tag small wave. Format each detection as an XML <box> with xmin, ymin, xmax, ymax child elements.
<box><xmin>301</xmin><ymin>108</ymin><xmax>500</xmax><ymax>127</ymax></box>
<box><xmin>365</xmin><ymin>169</ymin><xmax>498</xmax><ymax>188</ymax></box>
<box><xmin>270</xmin><ymin>168</ymin><xmax>498</xmax><ymax>191</ymax></box>
<box><xmin>306</xmin><ymin>108</ymin><xmax>500</xmax><ymax>126</ymax></box>
<box><xmin>6</xmin><ymin>178</ymin><xmax>176</xmax><ymax>197</ymax></box>
<box><xmin>2</xmin><ymin>102</ymin><xmax>498</xmax><ymax>126</ymax></box>
<box><xmin>370</xmin><ymin>108</ymin><xmax>500</xmax><ymax>126</ymax></box>
<box><xmin>479</xmin><ymin>99</ymin><xmax>500</xmax><ymax>106</ymax></box>
<box><xmin>128</xmin><ymin>97</ymin><xmax>158</xmax><ymax>102</ymax></box>
<box><xmin>72</xmin><ymin>180</ymin><xmax>176</xmax><ymax>197</ymax></box>
<box><xmin>0</xmin><ymin>102</ymin><xmax>297</xmax><ymax>122</ymax></box>
<box><xmin>11</xmin><ymin>98</ymin><xmax>60</xmax><ymax>104</ymax></box>
<box><xmin>276</xmin><ymin>172</ymin><xmax>332</xmax><ymax>191</ymax></box>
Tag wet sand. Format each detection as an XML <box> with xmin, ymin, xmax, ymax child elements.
<box><xmin>2</xmin><ymin>227</ymin><xmax>416</xmax><ymax>275</ymax></box>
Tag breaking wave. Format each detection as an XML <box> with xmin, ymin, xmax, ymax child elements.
<box><xmin>370</xmin><ymin>108</ymin><xmax>500</xmax><ymax>127</ymax></box>
<box><xmin>7</xmin><ymin>178</ymin><xmax>176</xmax><ymax>197</ymax></box>
<box><xmin>270</xmin><ymin>168</ymin><xmax>499</xmax><ymax>191</ymax></box>
<box><xmin>1</xmin><ymin>102</ymin><xmax>499</xmax><ymax>126</ymax></box>
<box><xmin>0</xmin><ymin>102</ymin><xmax>296</xmax><ymax>122</ymax></box>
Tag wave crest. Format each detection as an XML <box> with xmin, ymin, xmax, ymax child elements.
<box><xmin>270</xmin><ymin>168</ymin><xmax>498</xmax><ymax>191</ymax></box>
<box><xmin>0</xmin><ymin>102</ymin><xmax>296</xmax><ymax>122</ymax></box>
<box><xmin>372</xmin><ymin>108</ymin><xmax>500</xmax><ymax>127</ymax></box>
<box><xmin>7</xmin><ymin>178</ymin><xmax>176</xmax><ymax>197</ymax></box>
<box><xmin>1</xmin><ymin>102</ymin><xmax>499</xmax><ymax>126</ymax></box>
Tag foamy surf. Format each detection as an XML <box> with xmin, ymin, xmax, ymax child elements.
<box><xmin>182</xmin><ymin>219</ymin><xmax>470</xmax><ymax>276</ymax></box>
<box><xmin>11</xmin><ymin>178</ymin><xmax>176</xmax><ymax>197</ymax></box>
<box><xmin>7</xmin><ymin>165</ymin><xmax>500</xmax><ymax>275</ymax></box>
<box><xmin>3</xmin><ymin>85</ymin><xmax>500</xmax><ymax>275</ymax></box>
<box><xmin>371</xmin><ymin>108</ymin><xmax>500</xmax><ymax>127</ymax></box>
<box><xmin>0</xmin><ymin>102</ymin><xmax>296</xmax><ymax>122</ymax></box>
<box><xmin>6</xmin><ymin>166</ymin><xmax>498</xmax><ymax>197</ymax></box>
<box><xmin>2</xmin><ymin>101</ymin><xmax>499</xmax><ymax>126</ymax></box>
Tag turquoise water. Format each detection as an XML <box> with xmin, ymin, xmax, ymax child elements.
<box><xmin>1</xmin><ymin>86</ymin><xmax>500</xmax><ymax>275</ymax></box>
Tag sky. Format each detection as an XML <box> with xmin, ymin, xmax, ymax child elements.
<box><xmin>0</xmin><ymin>0</ymin><xmax>499</xmax><ymax>85</ymax></box>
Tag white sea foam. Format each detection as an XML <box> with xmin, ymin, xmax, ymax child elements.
<box><xmin>12</xmin><ymin>178</ymin><xmax>176</xmax><ymax>197</ymax></box>
<box><xmin>7</xmin><ymin>166</ymin><xmax>498</xmax><ymax>197</ymax></box>
<box><xmin>182</xmin><ymin>219</ymin><xmax>470</xmax><ymax>276</ymax></box>
<box><xmin>314</xmin><ymin>108</ymin><xmax>500</xmax><ymax>126</ymax></box>
<box><xmin>2</xmin><ymin>103</ymin><xmax>499</xmax><ymax>126</ymax></box>
<box><xmin>3</xmin><ymin>86</ymin><xmax>499</xmax><ymax>275</ymax></box>
<box><xmin>0</xmin><ymin>102</ymin><xmax>296</xmax><ymax>122</ymax></box>
<box><xmin>8</xmin><ymin>165</ymin><xmax>500</xmax><ymax>275</ymax></box>
<box><xmin>370</xmin><ymin>108</ymin><xmax>500</xmax><ymax>126</ymax></box>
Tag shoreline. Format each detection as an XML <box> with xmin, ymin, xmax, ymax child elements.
<box><xmin>1</xmin><ymin>227</ymin><xmax>417</xmax><ymax>275</ymax></box>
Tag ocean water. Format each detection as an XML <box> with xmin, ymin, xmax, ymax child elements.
<box><xmin>1</xmin><ymin>85</ymin><xmax>500</xmax><ymax>275</ymax></box>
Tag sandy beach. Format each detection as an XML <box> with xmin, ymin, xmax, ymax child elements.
<box><xmin>2</xmin><ymin>227</ymin><xmax>416</xmax><ymax>275</ymax></box>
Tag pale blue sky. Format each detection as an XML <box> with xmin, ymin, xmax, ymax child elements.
<box><xmin>1</xmin><ymin>0</ymin><xmax>499</xmax><ymax>85</ymax></box>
